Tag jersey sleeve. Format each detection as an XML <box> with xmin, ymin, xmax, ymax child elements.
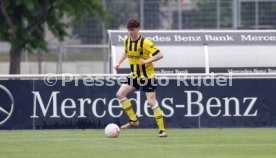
<box><xmin>143</xmin><ymin>39</ymin><xmax>160</xmax><ymax>56</ymax></box>
<box><xmin>124</xmin><ymin>37</ymin><xmax>129</xmax><ymax>53</ymax></box>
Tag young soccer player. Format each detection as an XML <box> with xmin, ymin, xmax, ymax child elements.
<box><xmin>114</xmin><ymin>18</ymin><xmax>167</xmax><ymax>137</ymax></box>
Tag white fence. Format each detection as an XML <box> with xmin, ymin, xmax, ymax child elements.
<box><xmin>0</xmin><ymin>44</ymin><xmax>109</xmax><ymax>74</ymax></box>
<box><xmin>1</xmin><ymin>73</ymin><xmax>276</xmax><ymax>79</ymax></box>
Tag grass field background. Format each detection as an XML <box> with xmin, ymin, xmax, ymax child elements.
<box><xmin>0</xmin><ymin>128</ymin><xmax>275</xmax><ymax>158</ymax></box>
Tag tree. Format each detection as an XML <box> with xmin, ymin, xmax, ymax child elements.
<box><xmin>0</xmin><ymin>0</ymin><xmax>106</xmax><ymax>74</ymax></box>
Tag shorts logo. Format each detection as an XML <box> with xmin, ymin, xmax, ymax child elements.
<box><xmin>0</xmin><ymin>85</ymin><xmax>14</xmax><ymax>126</ymax></box>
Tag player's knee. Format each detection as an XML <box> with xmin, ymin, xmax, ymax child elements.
<box><xmin>147</xmin><ymin>99</ymin><xmax>156</xmax><ymax>106</ymax></box>
<box><xmin>116</xmin><ymin>91</ymin><xmax>125</xmax><ymax>99</ymax></box>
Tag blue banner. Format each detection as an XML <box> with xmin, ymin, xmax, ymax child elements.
<box><xmin>0</xmin><ymin>78</ymin><xmax>276</xmax><ymax>129</ymax></box>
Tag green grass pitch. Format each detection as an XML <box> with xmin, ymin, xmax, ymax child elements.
<box><xmin>0</xmin><ymin>128</ymin><xmax>276</xmax><ymax>158</ymax></box>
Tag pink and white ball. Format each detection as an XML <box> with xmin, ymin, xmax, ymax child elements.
<box><xmin>104</xmin><ymin>123</ymin><xmax>120</xmax><ymax>138</ymax></box>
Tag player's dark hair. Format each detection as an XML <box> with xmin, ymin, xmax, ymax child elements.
<box><xmin>127</xmin><ymin>19</ymin><xmax>140</xmax><ymax>29</ymax></box>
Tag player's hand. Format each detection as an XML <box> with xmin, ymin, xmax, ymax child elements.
<box><xmin>139</xmin><ymin>59</ymin><xmax>147</xmax><ymax>65</ymax></box>
<box><xmin>113</xmin><ymin>64</ymin><xmax>120</xmax><ymax>71</ymax></box>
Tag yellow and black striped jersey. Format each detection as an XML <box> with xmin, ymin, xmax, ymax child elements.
<box><xmin>124</xmin><ymin>36</ymin><xmax>160</xmax><ymax>79</ymax></box>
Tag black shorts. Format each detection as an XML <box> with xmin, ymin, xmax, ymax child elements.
<box><xmin>124</xmin><ymin>77</ymin><xmax>157</xmax><ymax>92</ymax></box>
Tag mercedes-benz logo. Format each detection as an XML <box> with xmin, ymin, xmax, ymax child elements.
<box><xmin>0</xmin><ymin>85</ymin><xmax>14</xmax><ymax>126</ymax></box>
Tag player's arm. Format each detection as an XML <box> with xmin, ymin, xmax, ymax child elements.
<box><xmin>139</xmin><ymin>39</ymin><xmax>163</xmax><ymax>65</ymax></box>
<box><xmin>139</xmin><ymin>51</ymin><xmax>163</xmax><ymax>65</ymax></box>
<box><xmin>114</xmin><ymin>52</ymin><xmax>127</xmax><ymax>71</ymax></box>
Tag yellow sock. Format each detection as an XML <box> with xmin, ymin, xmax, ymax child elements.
<box><xmin>121</xmin><ymin>98</ymin><xmax>137</xmax><ymax>122</ymax></box>
<box><xmin>153</xmin><ymin>106</ymin><xmax>165</xmax><ymax>131</ymax></box>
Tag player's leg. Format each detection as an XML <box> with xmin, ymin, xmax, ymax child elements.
<box><xmin>145</xmin><ymin>92</ymin><xmax>167</xmax><ymax>137</ymax></box>
<box><xmin>144</xmin><ymin>78</ymin><xmax>167</xmax><ymax>137</ymax></box>
<box><xmin>116</xmin><ymin>83</ymin><xmax>139</xmax><ymax>128</ymax></box>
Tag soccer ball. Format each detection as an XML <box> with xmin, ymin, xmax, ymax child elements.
<box><xmin>104</xmin><ymin>123</ymin><xmax>120</xmax><ymax>138</ymax></box>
